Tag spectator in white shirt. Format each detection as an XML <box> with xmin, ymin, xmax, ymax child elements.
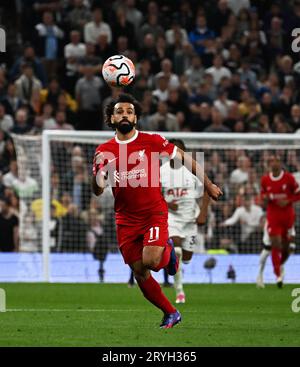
<box><xmin>213</xmin><ymin>88</ymin><xmax>234</xmax><ymax>118</ymax></box>
<box><xmin>205</xmin><ymin>54</ymin><xmax>232</xmax><ymax>86</ymax></box>
<box><xmin>84</xmin><ymin>8</ymin><xmax>112</xmax><ymax>45</ymax></box>
<box><xmin>221</xmin><ymin>196</ymin><xmax>264</xmax><ymax>251</ymax></box>
<box><xmin>230</xmin><ymin>155</ymin><xmax>250</xmax><ymax>184</ymax></box>
<box><xmin>152</xmin><ymin>75</ymin><xmax>169</xmax><ymax>102</ymax></box>
<box><xmin>2</xmin><ymin>160</ymin><xmax>18</xmax><ymax>188</ymax></box>
<box><xmin>155</xmin><ymin>58</ymin><xmax>180</xmax><ymax>89</ymax></box>
<box><xmin>64</xmin><ymin>30</ymin><xmax>86</xmax><ymax>60</ymax></box>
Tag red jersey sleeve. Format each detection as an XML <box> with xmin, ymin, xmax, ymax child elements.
<box><xmin>151</xmin><ymin>134</ymin><xmax>177</xmax><ymax>159</ymax></box>
<box><xmin>289</xmin><ymin>173</ymin><xmax>300</xmax><ymax>202</ymax></box>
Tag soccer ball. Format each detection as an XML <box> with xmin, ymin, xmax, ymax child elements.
<box><xmin>102</xmin><ymin>55</ymin><xmax>135</xmax><ymax>87</ymax></box>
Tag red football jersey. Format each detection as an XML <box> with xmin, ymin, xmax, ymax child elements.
<box><xmin>260</xmin><ymin>170</ymin><xmax>300</xmax><ymax>219</ymax></box>
<box><xmin>93</xmin><ymin>131</ymin><xmax>177</xmax><ymax>225</ymax></box>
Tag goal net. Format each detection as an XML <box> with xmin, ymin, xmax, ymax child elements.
<box><xmin>10</xmin><ymin>132</ymin><xmax>300</xmax><ymax>282</ymax></box>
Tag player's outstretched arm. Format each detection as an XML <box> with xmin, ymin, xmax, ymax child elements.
<box><xmin>174</xmin><ymin>148</ymin><xmax>223</xmax><ymax>201</ymax></box>
<box><xmin>197</xmin><ymin>190</ymin><xmax>210</xmax><ymax>226</ymax></box>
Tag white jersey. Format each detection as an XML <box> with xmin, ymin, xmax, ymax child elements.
<box><xmin>160</xmin><ymin>162</ymin><xmax>203</xmax><ymax>223</ymax></box>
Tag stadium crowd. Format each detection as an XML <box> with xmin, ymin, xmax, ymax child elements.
<box><xmin>1</xmin><ymin>0</ymin><xmax>300</xmax><ymax>256</ymax></box>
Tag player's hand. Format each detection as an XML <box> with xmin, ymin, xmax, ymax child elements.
<box><xmin>207</xmin><ymin>184</ymin><xmax>223</xmax><ymax>201</ymax></box>
<box><xmin>168</xmin><ymin>200</ymin><xmax>178</xmax><ymax>211</ymax></box>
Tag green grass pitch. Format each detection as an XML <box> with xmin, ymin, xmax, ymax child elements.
<box><xmin>0</xmin><ymin>283</ymin><xmax>299</xmax><ymax>347</ymax></box>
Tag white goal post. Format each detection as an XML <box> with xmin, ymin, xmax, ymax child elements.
<box><xmin>11</xmin><ymin>131</ymin><xmax>300</xmax><ymax>282</ymax></box>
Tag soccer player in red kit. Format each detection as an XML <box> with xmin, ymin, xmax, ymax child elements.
<box><xmin>92</xmin><ymin>94</ymin><xmax>222</xmax><ymax>328</ymax></box>
<box><xmin>261</xmin><ymin>154</ymin><xmax>300</xmax><ymax>288</ymax></box>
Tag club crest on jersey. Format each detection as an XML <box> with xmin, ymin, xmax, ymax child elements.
<box><xmin>138</xmin><ymin>149</ymin><xmax>145</xmax><ymax>161</ymax></box>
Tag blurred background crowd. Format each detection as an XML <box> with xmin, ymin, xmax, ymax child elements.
<box><xmin>1</xmin><ymin>0</ymin><xmax>300</xmax><ymax>257</ymax></box>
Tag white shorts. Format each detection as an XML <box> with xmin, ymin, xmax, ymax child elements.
<box><xmin>168</xmin><ymin>221</ymin><xmax>203</xmax><ymax>252</ymax></box>
<box><xmin>263</xmin><ymin>222</ymin><xmax>296</xmax><ymax>246</ymax></box>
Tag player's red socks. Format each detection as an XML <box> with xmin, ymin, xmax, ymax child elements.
<box><xmin>152</xmin><ymin>244</ymin><xmax>172</xmax><ymax>272</ymax></box>
<box><xmin>271</xmin><ymin>247</ymin><xmax>281</xmax><ymax>277</ymax></box>
<box><xmin>137</xmin><ymin>275</ymin><xmax>176</xmax><ymax>314</ymax></box>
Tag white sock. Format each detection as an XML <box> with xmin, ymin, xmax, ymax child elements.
<box><xmin>174</xmin><ymin>247</ymin><xmax>183</xmax><ymax>295</ymax></box>
<box><xmin>259</xmin><ymin>248</ymin><xmax>270</xmax><ymax>276</ymax></box>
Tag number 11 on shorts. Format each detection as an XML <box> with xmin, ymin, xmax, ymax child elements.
<box><xmin>149</xmin><ymin>227</ymin><xmax>160</xmax><ymax>242</ymax></box>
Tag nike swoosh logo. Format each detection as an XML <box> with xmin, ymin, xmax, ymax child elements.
<box><xmin>108</xmin><ymin>158</ymin><xmax>118</xmax><ymax>163</ymax></box>
<box><xmin>148</xmin><ymin>239</ymin><xmax>158</xmax><ymax>243</ymax></box>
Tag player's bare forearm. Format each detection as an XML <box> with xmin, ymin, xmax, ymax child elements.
<box><xmin>174</xmin><ymin>148</ymin><xmax>223</xmax><ymax>201</ymax></box>
<box><xmin>197</xmin><ymin>191</ymin><xmax>210</xmax><ymax>225</ymax></box>
<box><xmin>92</xmin><ymin>176</ymin><xmax>104</xmax><ymax>196</ymax></box>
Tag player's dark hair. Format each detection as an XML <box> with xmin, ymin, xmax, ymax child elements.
<box><xmin>105</xmin><ymin>93</ymin><xmax>142</xmax><ymax>129</ymax></box>
<box><xmin>169</xmin><ymin>139</ymin><xmax>186</xmax><ymax>151</ymax></box>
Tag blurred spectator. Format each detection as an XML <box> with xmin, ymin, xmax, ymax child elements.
<box><xmin>221</xmin><ymin>195</ymin><xmax>264</xmax><ymax>252</ymax></box>
<box><xmin>167</xmin><ymin>88</ymin><xmax>190</xmax><ymax>128</ymax></box>
<box><xmin>190</xmin><ymin>102</ymin><xmax>212</xmax><ymax>132</ymax></box>
<box><xmin>56</xmin><ymin>204</ymin><xmax>88</xmax><ymax>252</ymax></box>
<box><xmin>0</xmin><ymin>104</ymin><xmax>14</xmax><ymax>133</ymax></box>
<box><xmin>62</xmin><ymin>155</ymin><xmax>90</xmax><ymax>211</ymax></box>
<box><xmin>230</xmin><ymin>155</ymin><xmax>250</xmax><ymax>184</ymax></box>
<box><xmin>34</xmin><ymin>11</ymin><xmax>65</xmax><ymax>76</ymax></box>
<box><xmin>204</xmin><ymin>107</ymin><xmax>230</xmax><ymax>132</ymax></box>
<box><xmin>14</xmin><ymin>63</ymin><xmax>42</xmax><ymax>104</ymax></box>
<box><xmin>152</xmin><ymin>75</ymin><xmax>169</xmax><ymax>102</ymax></box>
<box><xmin>238</xmin><ymin>58</ymin><xmax>257</xmax><ymax>92</ymax></box>
<box><xmin>75</xmin><ymin>65</ymin><xmax>103</xmax><ymax>130</ymax></box>
<box><xmin>11</xmin><ymin>163</ymin><xmax>38</xmax><ymax>201</ymax></box>
<box><xmin>209</xmin><ymin>0</ymin><xmax>233</xmax><ymax>36</ymax></box>
<box><xmin>40</xmin><ymin>103</ymin><xmax>56</xmax><ymax>129</ymax></box>
<box><xmin>66</xmin><ymin>0</ymin><xmax>91</xmax><ymax>31</ymax></box>
<box><xmin>213</xmin><ymin>88</ymin><xmax>234</xmax><ymax>118</ymax></box>
<box><xmin>11</xmin><ymin>109</ymin><xmax>32</xmax><ymax>135</ymax></box>
<box><xmin>85</xmin><ymin>208</ymin><xmax>107</xmax><ymax>282</ymax></box>
<box><xmin>289</xmin><ymin>104</ymin><xmax>300</xmax><ymax>131</ymax></box>
<box><xmin>165</xmin><ymin>16</ymin><xmax>188</xmax><ymax>46</ymax></box>
<box><xmin>9</xmin><ymin>44</ymin><xmax>47</xmax><ymax>87</ymax></box>
<box><xmin>155</xmin><ymin>58</ymin><xmax>180</xmax><ymax>89</ymax></box>
<box><xmin>188</xmin><ymin>14</ymin><xmax>215</xmax><ymax>56</ymax></box>
<box><xmin>1</xmin><ymin>83</ymin><xmax>23</xmax><ymax>117</ymax></box>
<box><xmin>227</xmin><ymin>0</ymin><xmax>250</xmax><ymax>16</ymax></box>
<box><xmin>113</xmin><ymin>6</ymin><xmax>136</xmax><ymax>49</ymax></box>
<box><xmin>184</xmin><ymin>54</ymin><xmax>205</xmax><ymax>92</ymax></box>
<box><xmin>84</xmin><ymin>8</ymin><xmax>112</xmax><ymax>45</ymax></box>
<box><xmin>41</xmin><ymin>77</ymin><xmax>77</xmax><ymax>114</ymax></box>
<box><xmin>139</xmin><ymin>13</ymin><xmax>164</xmax><ymax>48</ymax></box>
<box><xmin>147</xmin><ymin>101</ymin><xmax>179</xmax><ymax>131</ymax></box>
<box><xmin>125</xmin><ymin>0</ymin><xmax>143</xmax><ymax>38</ymax></box>
<box><xmin>2</xmin><ymin>160</ymin><xmax>18</xmax><ymax>188</ymax></box>
<box><xmin>64</xmin><ymin>30</ymin><xmax>87</xmax><ymax>94</ymax></box>
<box><xmin>0</xmin><ymin>197</ymin><xmax>19</xmax><ymax>252</ymax></box>
<box><xmin>206</xmin><ymin>54</ymin><xmax>232</xmax><ymax>86</ymax></box>
<box><xmin>52</xmin><ymin>111</ymin><xmax>74</xmax><ymax>130</ymax></box>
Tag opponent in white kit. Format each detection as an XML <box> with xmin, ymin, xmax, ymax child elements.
<box><xmin>160</xmin><ymin>139</ymin><xmax>211</xmax><ymax>303</ymax></box>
